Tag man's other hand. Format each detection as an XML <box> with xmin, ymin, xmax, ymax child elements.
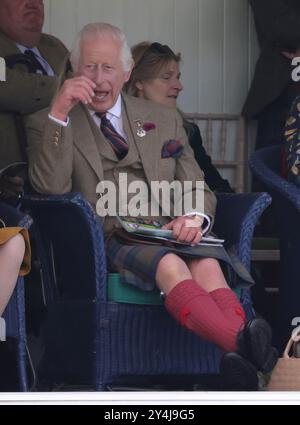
<box><xmin>0</xmin><ymin>176</ymin><xmax>24</xmax><ymax>200</ymax></box>
<box><xmin>163</xmin><ymin>216</ymin><xmax>203</xmax><ymax>245</ymax></box>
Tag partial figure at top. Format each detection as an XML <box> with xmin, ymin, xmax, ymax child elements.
<box><xmin>243</xmin><ymin>0</ymin><xmax>300</xmax><ymax>150</ymax></box>
<box><xmin>0</xmin><ymin>0</ymin><xmax>68</xmax><ymax>201</ymax></box>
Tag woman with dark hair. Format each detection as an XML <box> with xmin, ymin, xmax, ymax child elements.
<box><xmin>125</xmin><ymin>41</ymin><xmax>234</xmax><ymax>193</ymax></box>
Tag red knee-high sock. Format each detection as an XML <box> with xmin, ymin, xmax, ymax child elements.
<box><xmin>164</xmin><ymin>279</ymin><xmax>241</xmax><ymax>352</ymax></box>
<box><xmin>210</xmin><ymin>287</ymin><xmax>246</xmax><ymax>330</ymax></box>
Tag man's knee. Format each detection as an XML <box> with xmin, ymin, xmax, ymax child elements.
<box><xmin>188</xmin><ymin>257</ymin><xmax>220</xmax><ymax>271</ymax></box>
<box><xmin>156</xmin><ymin>253</ymin><xmax>191</xmax><ymax>293</ymax></box>
<box><xmin>157</xmin><ymin>253</ymin><xmax>185</xmax><ymax>274</ymax></box>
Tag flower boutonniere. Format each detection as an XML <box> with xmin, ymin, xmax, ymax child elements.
<box><xmin>143</xmin><ymin>122</ymin><xmax>156</xmax><ymax>132</ymax></box>
<box><xmin>161</xmin><ymin>139</ymin><xmax>184</xmax><ymax>159</ymax></box>
<box><xmin>134</xmin><ymin>120</ymin><xmax>156</xmax><ymax>138</ymax></box>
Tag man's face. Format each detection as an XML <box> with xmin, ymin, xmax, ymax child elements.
<box><xmin>77</xmin><ymin>35</ymin><xmax>133</xmax><ymax>113</ymax></box>
<box><xmin>0</xmin><ymin>0</ymin><xmax>44</xmax><ymax>47</ymax></box>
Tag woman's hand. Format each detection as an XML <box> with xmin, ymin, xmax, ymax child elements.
<box><xmin>282</xmin><ymin>48</ymin><xmax>300</xmax><ymax>60</ymax></box>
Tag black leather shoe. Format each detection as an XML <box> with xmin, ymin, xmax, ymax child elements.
<box><xmin>237</xmin><ymin>318</ymin><xmax>278</xmax><ymax>373</ymax></box>
<box><xmin>220</xmin><ymin>352</ymin><xmax>258</xmax><ymax>391</ymax></box>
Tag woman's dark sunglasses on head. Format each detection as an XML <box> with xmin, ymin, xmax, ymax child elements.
<box><xmin>135</xmin><ymin>42</ymin><xmax>177</xmax><ymax>67</ymax></box>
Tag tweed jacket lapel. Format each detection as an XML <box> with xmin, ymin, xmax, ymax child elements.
<box><xmin>121</xmin><ymin>94</ymin><xmax>176</xmax><ymax>218</ymax></box>
<box><xmin>72</xmin><ymin>104</ymin><xmax>104</xmax><ymax>181</ymax></box>
<box><xmin>122</xmin><ymin>94</ymin><xmax>160</xmax><ymax>184</ymax></box>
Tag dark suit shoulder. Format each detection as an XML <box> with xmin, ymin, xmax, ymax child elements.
<box><xmin>39</xmin><ymin>33</ymin><xmax>68</xmax><ymax>55</ymax></box>
<box><xmin>187</xmin><ymin>123</ymin><xmax>234</xmax><ymax>193</ymax></box>
<box><xmin>0</xmin><ymin>30</ymin><xmax>20</xmax><ymax>54</ymax></box>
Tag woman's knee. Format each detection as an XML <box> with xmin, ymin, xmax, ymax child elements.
<box><xmin>1</xmin><ymin>233</ymin><xmax>25</xmax><ymax>265</ymax></box>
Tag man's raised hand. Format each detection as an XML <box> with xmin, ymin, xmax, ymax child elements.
<box><xmin>50</xmin><ymin>76</ymin><xmax>96</xmax><ymax>122</ymax></box>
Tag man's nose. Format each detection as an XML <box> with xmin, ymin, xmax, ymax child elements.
<box><xmin>94</xmin><ymin>67</ymin><xmax>105</xmax><ymax>84</ymax></box>
<box><xmin>26</xmin><ymin>0</ymin><xmax>43</xmax><ymax>8</ymax></box>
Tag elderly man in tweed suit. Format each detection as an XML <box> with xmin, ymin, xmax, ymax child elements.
<box><xmin>25</xmin><ymin>22</ymin><xmax>278</xmax><ymax>388</ymax></box>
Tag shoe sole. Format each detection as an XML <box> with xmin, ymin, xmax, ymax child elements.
<box><xmin>220</xmin><ymin>353</ymin><xmax>258</xmax><ymax>391</ymax></box>
<box><xmin>243</xmin><ymin>319</ymin><xmax>278</xmax><ymax>373</ymax></box>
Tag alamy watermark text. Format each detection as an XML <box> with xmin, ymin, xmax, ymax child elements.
<box><xmin>0</xmin><ymin>57</ymin><xmax>6</xmax><ymax>82</ymax></box>
<box><xmin>96</xmin><ymin>174</ymin><xmax>205</xmax><ymax>218</ymax></box>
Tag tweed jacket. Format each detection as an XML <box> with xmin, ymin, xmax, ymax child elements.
<box><xmin>242</xmin><ymin>0</ymin><xmax>300</xmax><ymax>119</ymax></box>
<box><xmin>25</xmin><ymin>94</ymin><xmax>216</xmax><ymax>233</ymax></box>
<box><xmin>0</xmin><ymin>31</ymin><xmax>67</xmax><ymax>168</ymax></box>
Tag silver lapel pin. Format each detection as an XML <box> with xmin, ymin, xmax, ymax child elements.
<box><xmin>134</xmin><ymin>120</ymin><xmax>146</xmax><ymax>138</ymax></box>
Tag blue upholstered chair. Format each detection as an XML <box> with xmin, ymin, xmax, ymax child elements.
<box><xmin>21</xmin><ymin>191</ymin><xmax>271</xmax><ymax>390</ymax></box>
<box><xmin>0</xmin><ymin>202</ymin><xmax>32</xmax><ymax>391</ymax></box>
<box><xmin>249</xmin><ymin>145</ymin><xmax>300</xmax><ymax>351</ymax></box>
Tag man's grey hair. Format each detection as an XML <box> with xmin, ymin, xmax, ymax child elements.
<box><xmin>70</xmin><ymin>22</ymin><xmax>133</xmax><ymax>72</ymax></box>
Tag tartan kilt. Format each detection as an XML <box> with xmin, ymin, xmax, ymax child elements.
<box><xmin>106</xmin><ymin>234</ymin><xmax>254</xmax><ymax>291</ymax></box>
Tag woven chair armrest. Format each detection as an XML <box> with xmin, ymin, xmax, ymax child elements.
<box><xmin>21</xmin><ymin>193</ymin><xmax>107</xmax><ymax>301</ymax></box>
<box><xmin>0</xmin><ymin>201</ymin><xmax>32</xmax><ymax>229</ymax></box>
<box><xmin>249</xmin><ymin>147</ymin><xmax>300</xmax><ymax>212</ymax></box>
<box><xmin>214</xmin><ymin>192</ymin><xmax>272</xmax><ymax>270</ymax></box>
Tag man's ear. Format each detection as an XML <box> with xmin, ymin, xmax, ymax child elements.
<box><xmin>124</xmin><ymin>70</ymin><xmax>132</xmax><ymax>83</ymax></box>
<box><xmin>135</xmin><ymin>80</ymin><xmax>143</xmax><ymax>91</ymax></box>
<box><xmin>124</xmin><ymin>60</ymin><xmax>134</xmax><ymax>83</ymax></box>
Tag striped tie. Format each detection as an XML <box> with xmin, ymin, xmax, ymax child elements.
<box><xmin>24</xmin><ymin>50</ymin><xmax>48</xmax><ymax>75</ymax></box>
<box><xmin>97</xmin><ymin>113</ymin><xmax>128</xmax><ymax>160</ymax></box>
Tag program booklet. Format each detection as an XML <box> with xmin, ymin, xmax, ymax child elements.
<box><xmin>116</xmin><ymin>216</ymin><xmax>224</xmax><ymax>246</ymax></box>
